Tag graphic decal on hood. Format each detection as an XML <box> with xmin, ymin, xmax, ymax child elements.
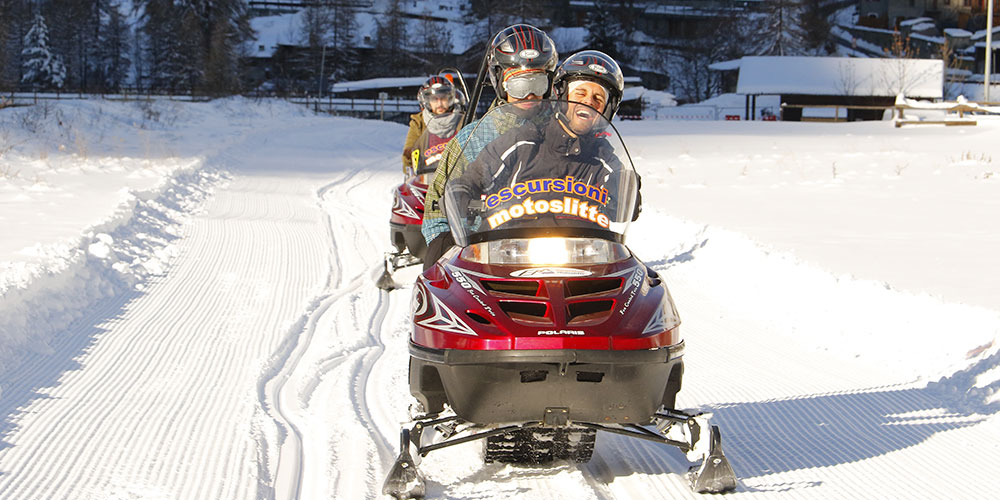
<box><xmin>510</xmin><ymin>267</ymin><xmax>592</xmax><ymax>278</ymax></box>
<box><xmin>416</xmin><ymin>287</ymin><xmax>478</xmax><ymax>336</ymax></box>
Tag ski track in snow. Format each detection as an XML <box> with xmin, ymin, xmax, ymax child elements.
<box><xmin>2</xmin><ymin>113</ymin><xmax>1000</xmax><ymax>500</ymax></box>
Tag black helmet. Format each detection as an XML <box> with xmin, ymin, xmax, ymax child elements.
<box><xmin>417</xmin><ymin>75</ymin><xmax>458</xmax><ymax>111</ymax></box>
<box><xmin>553</xmin><ymin>50</ymin><xmax>625</xmax><ymax>120</ymax></box>
<box><xmin>487</xmin><ymin>24</ymin><xmax>558</xmax><ymax>100</ymax></box>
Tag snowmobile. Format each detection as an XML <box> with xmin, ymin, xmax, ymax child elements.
<box><xmin>382</xmin><ymin>100</ymin><xmax>737</xmax><ymax>498</ymax></box>
<box><xmin>382</xmin><ymin>165</ymin><xmax>430</xmax><ymax>272</ymax></box>
<box><xmin>378</xmin><ymin>69</ymin><xmax>471</xmax><ymax>290</ymax></box>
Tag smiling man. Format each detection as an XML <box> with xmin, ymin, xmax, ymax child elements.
<box><xmin>562</xmin><ymin>80</ymin><xmax>608</xmax><ymax>135</ymax></box>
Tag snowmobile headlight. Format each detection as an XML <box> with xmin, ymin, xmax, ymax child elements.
<box><xmin>461</xmin><ymin>238</ymin><xmax>629</xmax><ymax>265</ymax></box>
<box><xmin>528</xmin><ymin>238</ymin><xmax>569</xmax><ymax>265</ymax></box>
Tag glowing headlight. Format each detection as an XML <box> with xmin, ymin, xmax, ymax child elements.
<box><xmin>461</xmin><ymin>238</ymin><xmax>630</xmax><ymax>265</ymax></box>
<box><xmin>528</xmin><ymin>238</ymin><xmax>569</xmax><ymax>265</ymax></box>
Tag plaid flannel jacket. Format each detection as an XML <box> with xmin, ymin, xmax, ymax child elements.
<box><xmin>420</xmin><ymin>104</ymin><xmax>523</xmax><ymax>244</ymax></box>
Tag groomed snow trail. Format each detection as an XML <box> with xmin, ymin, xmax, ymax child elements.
<box><xmin>0</xmin><ymin>176</ymin><xmax>329</xmax><ymax>499</ymax></box>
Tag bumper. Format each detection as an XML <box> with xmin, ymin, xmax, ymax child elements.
<box><xmin>409</xmin><ymin>342</ymin><xmax>684</xmax><ymax>425</ymax></box>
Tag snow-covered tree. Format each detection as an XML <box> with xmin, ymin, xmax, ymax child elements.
<box><xmin>373</xmin><ymin>0</ymin><xmax>414</xmax><ymax>77</ymax></box>
<box><xmin>21</xmin><ymin>12</ymin><xmax>66</xmax><ymax>89</ymax></box>
<box><xmin>327</xmin><ymin>3</ymin><xmax>360</xmax><ymax>83</ymax></box>
<box><xmin>99</xmin><ymin>3</ymin><xmax>132</xmax><ymax>91</ymax></box>
<box><xmin>584</xmin><ymin>0</ymin><xmax>635</xmax><ymax>66</ymax></box>
<box><xmin>414</xmin><ymin>10</ymin><xmax>453</xmax><ymax>73</ymax></box>
<box><xmin>136</xmin><ymin>0</ymin><xmax>251</xmax><ymax>93</ymax></box>
<box><xmin>748</xmin><ymin>0</ymin><xmax>809</xmax><ymax>56</ymax></box>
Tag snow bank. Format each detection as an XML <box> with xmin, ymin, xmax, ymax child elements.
<box><xmin>0</xmin><ymin>97</ymin><xmax>311</xmax><ymax>377</ymax></box>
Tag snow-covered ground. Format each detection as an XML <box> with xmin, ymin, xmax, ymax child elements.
<box><xmin>1</xmin><ymin>98</ymin><xmax>998</xmax><ymax>499</ymax></box>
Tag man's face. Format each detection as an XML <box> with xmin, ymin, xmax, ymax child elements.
<box><xmin>507</xmin><ymin>92</ymin><xmax>542</xmax><ymax>110</ymax></box>
<box><xmin>565</xmin><ymin>81</ymin><xmax>608</xmax><ymax>135</ymax></box>
<box><xmin>428</xmin><ymin>95</ymin><xmax>451</xmax><ymax>114</ymax></box>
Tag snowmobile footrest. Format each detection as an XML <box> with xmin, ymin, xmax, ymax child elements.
<box><xmin>382</xmin><ymin>429</ymin><xmax>426</xmax><ymax>499</ymax></box>
<box><xmin>689</xmin><ymin>425</ymin><xmax>737</xmax><ymax>494</ymax></box>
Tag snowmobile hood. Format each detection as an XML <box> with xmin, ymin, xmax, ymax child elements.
<box><xmin>411</xmin><ymin>253</ymin><xmax>681</xmax><ymax>351</ymax></box>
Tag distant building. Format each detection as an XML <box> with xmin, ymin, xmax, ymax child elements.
<box><xmin>859</xmin><ymin>0</ymin><xmax>1000</xmax><ymax>31</ymax></box>
<box><xmin>734</xmin><ymin>56</ymin><xmax>944</xmax><ymax>121</ymax></box>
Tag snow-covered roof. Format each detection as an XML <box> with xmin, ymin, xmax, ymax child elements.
<box><xmin>330</xmin><ymin>74</ymin><xmax>476</xmax><ymax>93</ymax></box>
<box><xmin>549</xmin><ymin>27</ymin><xmax>588</xmax><ymax>53</ymax></box>
<box><xmin>900</xmin><ymin>17</ymin><xmax>933</xmax><ymax>27</ymax></box>
<box><xmin>736</xmin><ymin>56</ymin><xmax>943</xmax><ymax>99</ymax></box>
<box><xmin>708</xmin><ymin>59</ymin><xmax>741</xmax><ymax>71</ymax></box>
<box><xmin>250</xmin><ymin>13</ymin><xmax>302</xmax><ymax>57</ymax></box>
<box><xmin>944</xmin><ymin>28</ymin><xmax>972</xmax><ymax>38</ymax></box>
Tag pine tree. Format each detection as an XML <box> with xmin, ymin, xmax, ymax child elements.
<box><xmin>414</xmin><ymin>10</ymin><xmax>453</xmax><ymax>73</ymax></box>
<box><xmin>0</xmin><ymin>0</ymin><xmax>18</xmax><ymax>90</ymax></box>
<box><xmin>327</xmin><ymin>3</ymin><xmax>360</xmax><ymax>83</ymax></box>
<box><xmin>184</xmin><ymin>0</ymin><xmax>252</xmax><ymax>93</ymax></box>
<box><xmin>204</xmin><ymin>19</ymin><xmax>239</xmax><ymax>94</ymax></box>
<box><xmin>584</xmin><ymin>0</ymin><xmax>635</xmax><ymax>66</ymax></box>
<box><xmin>373</xmin><ymin>0</ymin><xmax>412</xmax><ymax>77</ymax></box>
<box><xmin>799</xmin><ymin>0</ymin><xmax>833</xmax><ymax>55</ymax></box>
<box><xmin>750</xmin><ymin>0</ymin><xmax>809</xmax><ymax>56</ymax></box>
<box><xmin>100</xmin><ymin>2</ymin><xmax>132</xmax><ymax>91</ymax></box>
<box><xmin>21</xmin><ymin>12</ymin><xmax>67</xmax><ymax>89</ymax></box>
<box><xmin>136</xmin><ymin>0</ymin><xmax>251</xmax><ymax>93</ymax></box>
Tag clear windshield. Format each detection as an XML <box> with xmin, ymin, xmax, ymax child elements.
<box><xmin>443</xmin><ymin>100</ymin><xmax>638</xmax><ymax>247</ymax></box>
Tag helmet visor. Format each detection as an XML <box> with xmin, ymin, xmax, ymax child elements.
<box><xmin>502</xmin><ymin>72</ymin><xmax>550</xmax><ymax>100</ymax></box>
<box><xmin>419</xmin><ymin>84</ymin><xmax>456</xmax><ymax>111</ymax></box>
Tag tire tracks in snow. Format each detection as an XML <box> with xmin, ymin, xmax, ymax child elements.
<box><xmin>263</xmin><ymin>166</ymin><xmax>400</xmax><ymax>500</ymax></box>
<box><xmin>260</xmin><ymin>168</ymin><xmax>360</xmax><ymax>500</ymax></box>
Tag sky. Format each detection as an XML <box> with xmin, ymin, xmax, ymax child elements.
<box><xmin>0</xmin><ymin>97</ymin><xmax>999</xmax><ymax>499</ymax></box>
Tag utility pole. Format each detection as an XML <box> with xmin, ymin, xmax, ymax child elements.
<box><xmin>318</xmin><ymin>45</ymin><xmax>327</xmax><ymax>98</ymax></box>
<box><xmin>987</xmin><ymin>0</ymin><xmax>994</xmax><ymax>101</ymax></box>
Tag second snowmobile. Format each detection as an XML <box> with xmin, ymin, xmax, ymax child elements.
<box><xmin>378</xmin><ymin>70</ymin><xmax>469</xmax><ymax>290</ymax></box>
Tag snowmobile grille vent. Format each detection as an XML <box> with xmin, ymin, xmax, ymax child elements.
<box><xmin>520</xmin><ymin>370</ymin><xmax>548</xmax><ymax>383</ymax></box>
<box><xmin>481</xmin><ymin>279</ymin><xmax>542</xmax><ymax>297</ymax></box>
<box><xmin>564</xmin><ymin>278</ymin><xmax>623</xmax><ymax>297</ymax></box>
<box><xmin>566</xmin><ymin>300</ymin><xmax>615</xmax><ymax>325</ymax></box>
<box><xmin>499</xmin><ymin>301</ymin><xmax>551</xmax><ymax>323</ymax></box>
<box><xmin>465</xmin><ymin>310</ymin><xmax>493</xmax><ymax>325</ymax></box>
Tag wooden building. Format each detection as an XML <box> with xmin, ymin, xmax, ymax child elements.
<box><xmin>734</xmin><ymin>56</ymin><xmax>944</xmax><ymax>121</ymax></box>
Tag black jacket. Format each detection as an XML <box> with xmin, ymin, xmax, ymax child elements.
<box><xmin>447</xmin><ymin>116</ymin><xmax>641</xmax><ymax>223</ymax></box>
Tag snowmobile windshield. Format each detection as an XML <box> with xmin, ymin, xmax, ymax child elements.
<box><xmin>444</xmin><ymin>100</ymin><xmax>638</xmax><ymax>248</ymax></box>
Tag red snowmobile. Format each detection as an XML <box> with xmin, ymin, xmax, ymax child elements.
<box><xmin>387</xmin><ymin>167</ymin><xmax>431</xmax><ymax>261</ymax></box>
<box><xmin>376</xmin><ymin>162</ymin><xmax>429</xmax><ymax>290</ymax></box>
<box><xmin>378</xmin><ymin>70</ymin><xmax>469</xmax><ymax>290</ymax></box>
<box><xmin>383</xmin><ymin>101</ymin><xmax>737</xmax><ymax>498</ymax></box>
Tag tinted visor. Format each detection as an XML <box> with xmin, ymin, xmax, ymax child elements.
<box><xmin>503</xmin><ymin>72</ymin><xmax>549</xmax><ymax>99</ymax></box>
